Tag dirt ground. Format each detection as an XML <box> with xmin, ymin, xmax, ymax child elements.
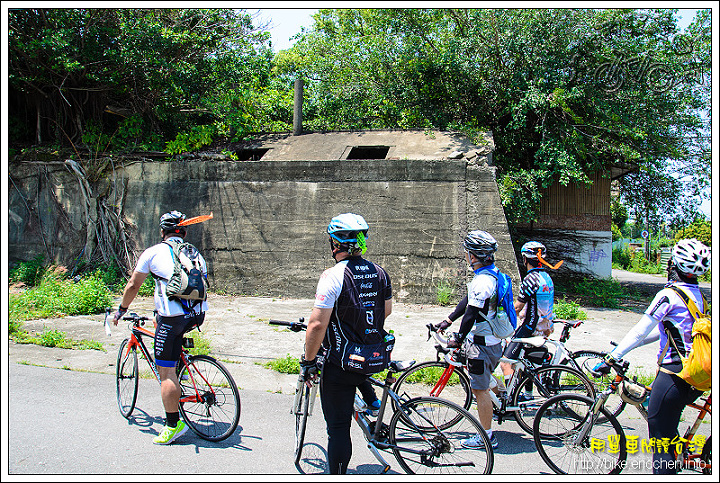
<box><xmin>7</xmin><ymin>292</ymin><xmax>665</xmax><ymax>395</ymax></box>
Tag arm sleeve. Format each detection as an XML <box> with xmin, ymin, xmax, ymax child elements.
<box><xmin>447</xmin><ymin>296</ymin><xmax>468</xmax><ymax>321</ymax></box>
<box><xmin>609</xmin><ymin>313</ymin><xmax>660</xmax><ymax>360</ymax></box>
<box><xmin>458</xmin><ymin>304</ymin><xmax>480</xmax><ymax>340</ymax></box>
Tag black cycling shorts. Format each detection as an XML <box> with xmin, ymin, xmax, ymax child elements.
<box><xmin>154</xmin><ymin>312</ymin><xmax>205</xmax><ymax>368</ymax></box>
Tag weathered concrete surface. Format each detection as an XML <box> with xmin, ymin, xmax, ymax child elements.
<box><xmin>8</xmin><ymin>131</ymin><xmax>518</xmax><ymax>303</ymax></box>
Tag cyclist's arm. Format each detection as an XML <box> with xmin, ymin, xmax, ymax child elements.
<box><xmin>446</xmin><ymin>295</ymin><xmax>468</xmax><ymax>322</ymax></box>
<box><xmin>114</xmin><ymin>271</ymin><xmax>148</xmax><ymax>324</ymax></box>
<box><xmin>608</xmin><ymin>313</ymin><xmax>659</xmax><ymax>360</ymax></box>
<box><xmin>304</xmin><ymin>307</ymin><xmax>332</xmax><ymax>361</ymax></box>
<box><xmin>457</xmin><ymin>303</ymin><xmax>481</xmax><ymax>340</ymax></box>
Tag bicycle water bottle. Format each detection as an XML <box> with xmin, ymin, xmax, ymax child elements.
<box><xmin>293</xmin><ymin>376</ymin><xmax>304</xmax><ymax>414</ymax></box>
<box><xmin>104</xmin><ymin>317</ymin><xmax>112</xmax><ymax>336</ymax></box>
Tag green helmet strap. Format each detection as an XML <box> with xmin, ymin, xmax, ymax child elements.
<box><xmin>356</xmin><ymin>231</ymin><xmax>367</xmax><ymax>254</ymax></box>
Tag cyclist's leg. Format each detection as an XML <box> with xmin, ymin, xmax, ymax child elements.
<box><xmin>647</xmin><ymin>367</ymin><xmax>703</xmax><ymax>474</ymax></box>
<box><xmin>320</xmin><ymin>361</ymin><xmax>367</xmax><ymax>474</ymax></box>
<box><xmin>464</xmin><ymin>340</ymin><xmax>503</xmax><ymax>441</ymax></box>
<box><xmin>155</xmin><ymin>314</ymin><xmax>198</xmax><ymax>430</ymax></box>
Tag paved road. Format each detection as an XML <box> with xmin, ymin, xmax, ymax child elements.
<box><xmin>7</xmin><ymin>363</ymin><xmax>659</xmax><ymax>476</ymax></box>
<box><xmin>5</xmin><ymin>270</ymin><xmax>712</xmax><ymax>476</ymax></box>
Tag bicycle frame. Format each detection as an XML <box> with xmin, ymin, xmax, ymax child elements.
<box><xmin>121</xmin><ymin>317</ymin><xmax>214</xmax><ymax>407</ymax></box>
<box><xmin>578</xmin><ymin>360</ymin><xmax>711</xmax><ymax>473</ymax></box>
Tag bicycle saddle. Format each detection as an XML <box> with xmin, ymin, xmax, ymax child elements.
<box><xmin>513</xmin><ymin>336</ymin><xmax>546</xmax><ymax>347</ymax></box>
<box><xmin>389</xmin><ymin>360</ymin><xmax>416</xmax><ymax>372</ymax></box>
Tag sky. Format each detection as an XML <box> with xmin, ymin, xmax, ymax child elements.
<box><xmin>253</xmin><ymin>7</ymin><xmax>713</xmax><ymax>219</ymax></box>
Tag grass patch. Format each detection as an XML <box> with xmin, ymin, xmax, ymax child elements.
<box><xmin>14</xmin><ymin>327</ymin><xmax>106</xmax><ymax>352</ymax></box>
<box><xmin>186</xmin><ymin>329</ymin><xmax>211</xmax><ymax>356</ymax></box>
<box><xmin>264</xmin><ymin>354</ymin><xmax>301</xmax><ymax>374</ymax></box>
<box><xmin>436</xmin><ymin>280</ymin><xmax>457</xmax><ymax>306</ymax></box>
<box><xmin>554</xmin><ymin>298</ymin><xmax>587</xmax><ymax>320</ymax></box>
<box><xmin>557</xmin><ymin>277</ymin><xmax>630</xmax><ymax>309</ymax></box>
<box><xmin>9</xmin><ymin>268</ymin><xmax>112</xmax><ymax>323</ymax></box>
<box><xmin>401</xmin><ymin>366</ymin><xmax>463</xmax><ymax>386</ymax></box>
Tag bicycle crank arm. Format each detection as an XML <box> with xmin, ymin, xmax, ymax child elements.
<box><xmin>366</xmin><ymin>442</ymin><xmax>391</xmax><ymax>473</ymax></box>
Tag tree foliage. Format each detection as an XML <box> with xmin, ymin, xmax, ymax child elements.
<box><xmin>278</xmin><ymin>8</ymin><xmax>711</xmax><ymax>223</ymax></box>
<box><xmin>8</xmin><ymin>8</ymin><xmax>279</xmax><ymax>151</ymax></box>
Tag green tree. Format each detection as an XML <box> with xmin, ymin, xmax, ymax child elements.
<box><xmin>8</xmin><ymin>8</ymin><xmax>272</xmax><ymax>150</ymax></box>
<box><xmin>674</xmin><ymin>218</ymin><xmax>711</xmax><ymax>247</ymax></box>
<box><xmin>280</xmin><ymin>8</ymin><xmax>710</xmax><ymax>224</ymax></box>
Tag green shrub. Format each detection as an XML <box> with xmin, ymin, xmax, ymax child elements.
<box><xmin>554</xmin><ymin>298</ymin><xmax>587</xmax><ymax>320</ymax></box>
<box><xmin>9</xmin><ymin>255</ymin><xmax>46</xmax><ymax>286</ymax></box>
<box><xmin>9</xmin><ymin>267</ymin><xmax>112</xmax><ymax>322</ymax></box>
<box><xmin>572</xmin><ymin>277</ymin><xmax>627</xmax><ymax>308</ymax></box>
<box><xmin>436</xmin><ymin>280</ymin><xmax>457</xmax><ymax>306</ymax></box>
<box><xmin>264</xmin><ymin>354</ymin><xmax>301</xmax><ymax>374</ymax></box>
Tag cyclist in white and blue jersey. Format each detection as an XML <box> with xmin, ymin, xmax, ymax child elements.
<box><xmin>499</xmin><ymin>241</ymin><xmax>556</xmax><ymax>399</ymax></box>
<box><xmin>593</xmin><ymin>238</ymin><xmax>710</xmax><ymax>474</ymax></box>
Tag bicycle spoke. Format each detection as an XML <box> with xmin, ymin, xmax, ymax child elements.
<box><xmin>390</xmin><ymin>397</ymin><xmax>493</xmax><ymax>474</ymax></box>
<box><xmin>178</xmin><ymin>355</ymin><xmax>240</xmax><ymax>441</ymax></box>
<box><xmin>534</xmin><ymin>394</ymin><xmax>626</xmax><ymax>474</ymax></box>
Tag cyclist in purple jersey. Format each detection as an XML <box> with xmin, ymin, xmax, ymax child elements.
<box><xmin>594</xmin><ymin>239</ymin><xmax>710</xmax><ymax>474</ymax></box>
<box><xmin>301</xmin><ymin>213</ymin><xmax>393</xmax><ymax>474</ymax></box>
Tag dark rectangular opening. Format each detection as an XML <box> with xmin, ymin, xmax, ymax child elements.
<box><xmin>346</xmin><ymin>146</ymin><xmax>390</xmax><ymax>160</ymax></box>
<box><xmin>235</xmin><ymin>148</ymin><xmax>269</xmax><ymax>161</ymax></box>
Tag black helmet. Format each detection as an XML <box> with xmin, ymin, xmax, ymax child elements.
<box><xmin>463</xmin><ymin>230</ymin><xmax>498</xmax><ymax>261</ymax></box>
<box><xmin>160</xmin><ymin>210</ymin><xmax>186</xmax><ymax>231</ymax></box>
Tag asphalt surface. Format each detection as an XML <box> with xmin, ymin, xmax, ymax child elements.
<box><xmin>4</xmin><ymin>269</ymin><xmax>714</xmax><ymax>477</ymax></box>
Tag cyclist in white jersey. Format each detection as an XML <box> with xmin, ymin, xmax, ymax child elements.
<box><xmin>113</xmin><ymin>210</ymin><xmax>209</xmax><ymax>445</ymax></box>
<box><xmin>593</xmin><ymin>238</ymin><xmax>710</xmax><ymax>474</ymax></box>
<box><xmin>445</xmin><ymin>230</ymin><xmax>504</xmax><ymax>450</ymax></box>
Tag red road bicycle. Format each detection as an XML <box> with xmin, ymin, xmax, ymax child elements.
<box><xmin>110</xmin><ymin>310</ymin><xmax>241</xmax><ymax>441</ymax></box>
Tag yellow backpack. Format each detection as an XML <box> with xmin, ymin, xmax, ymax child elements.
<box><xmin>658</xmin><ymin>286</ymin><xmax>711</xmax><ymax>392</ymax></box>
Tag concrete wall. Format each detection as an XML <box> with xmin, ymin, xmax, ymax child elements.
<box><xmin>8</xmin><ymin>156</ymin><xmax>519</xmax><ymax>304</ymax></box>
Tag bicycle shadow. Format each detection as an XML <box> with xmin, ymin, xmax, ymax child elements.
<box><xmin>295</xmin><ymin>442</ymin><xmax>328</xmax><ymax>475</ymax></box>
<box><xmin>122</xmin><ymin>407</ymin><xmax>253</xmax><ymax>450</ymax></box>
<box><xmin>294</xmin><ymin>443</ymin><xmax>403</xmax><ymax>475</ymax></box>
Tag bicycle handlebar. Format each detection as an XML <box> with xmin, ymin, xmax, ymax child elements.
<box><xmin>269</xmin><ymin>317</ymin><xmax>307</xmax><ymax>332</ymax></box>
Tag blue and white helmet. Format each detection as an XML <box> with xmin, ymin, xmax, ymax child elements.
<box><xmin>521</xmin><ymin>241</ymin><xmax>546</xmax><ymax>259</ymax></box>
<box><xmin>327</xmin><ymin>213</ymin><xmax>369</xmax><ymax>253</ymax></box>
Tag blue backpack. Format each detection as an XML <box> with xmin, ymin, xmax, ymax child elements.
<box><xmin>495</xmin><ymin>271</ymin><xmax>517</xmax><ymax>329</ymax></box>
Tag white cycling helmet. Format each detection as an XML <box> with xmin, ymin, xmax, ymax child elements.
<box><xmin>327</xmin><ymin>213</ymin><xmax>369</xmax><ymax>254</ymax></box>
<box><xmin>672</xmin><ymin>238</ymin><xmax>711</xmax><ymax>276</ymax></box>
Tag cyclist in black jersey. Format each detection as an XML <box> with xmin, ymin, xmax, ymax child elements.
<box><xmin>301</xmin><ymin>213</ymin><xmax>393</xmax><ymax>474</ymax></box>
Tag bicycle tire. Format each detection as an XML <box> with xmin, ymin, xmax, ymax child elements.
<box><xmin>700</xmin><ymin>435</ymin><xmax>711</xmax><ymax>475</ymax></box>
<box><xmin>389</xmin><ymin>396</ymin><xmax>493</xmax><ymax>474</ymax></box>
<box><xmin>533</xmin><ymin>393</ymin><xmax>627</xmax><ymax>474</ymax></box>
<box><xmin>513</xmin><ymin>364</ymin><xmax>595</xmax><ymax>435</ymax></box>
<box><xmin>293</xmin><ymin>381</ymin><xmax>312</xmax><ymax>465</ymax></box>
<box><xmin>392</xmin><ymin>361</ymin><xmax>473</xmax><ymax>412</ymax></box>
<box><xmin>116</xmin><ymin>338</ymin><xmax>139</xmax><ymax>419</ymax></box>
<box><xmin>570</xmin><ymin>350</ymin><xmax>626</xmax><ymax>419</ymax></box>
<box><xmin>177</xmin><ymin>355</ymin><xmax>241</xmax><ymax>441</ymax></box>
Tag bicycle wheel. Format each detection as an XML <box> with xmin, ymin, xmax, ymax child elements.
<box><xmin>392</xmin><ymin>361</ymin><xmax>473</xmax><ymax>412</ymax></box>
<box><xmin>533</xmin><ymin>393</ymin><xmax>627</xmax><ymax>474</ymax></box>
<box><xmin>570</xmin><ymin>350</ymin><xmax>626</xmax><ymax>419</ymax></box>
<box><xmin>116</xmin><ymin>338</ymin><xmax>139</xmax><ymax>418</ymax></box>
<box><xmin>513</xmin><ymin>364</ymin><xmax>595</xmax><ymax>435</ymax></box>
<box><xmin>293</xmin><ymin>380</ymin><xmax>315</xmax><ymax>465</ymax></box>
<box><xmin>177</xmin><ymin>355</ymin><xmax>241</xmax><ymax>441</ymax></box>
<box><xmin>390</xmin><ymin>397</ymin><xmax>493</xmax><ymax>474</ymax></box>
<box><xmin>700</xmin><ymin>435</ymin><xmax>711</xmax><ymax>475</ymax></box>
